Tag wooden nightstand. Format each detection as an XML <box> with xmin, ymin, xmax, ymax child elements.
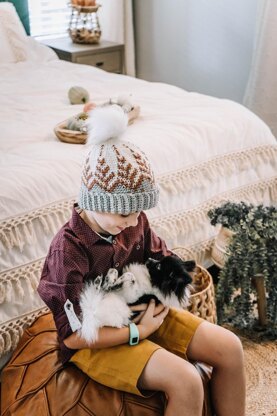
<box><xmin>40</xmin><ymin>37</ymin><xmax>124</xmax><ymax>74</ymax></box>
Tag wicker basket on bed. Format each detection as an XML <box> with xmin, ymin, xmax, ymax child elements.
<box><xmin>54</xmin><ymin>116</ymin><xmax>87</xmax><ymax>144</ymax></box>
<box><xmin>54</xmin><ymin>106</ymin><xmax>141</xmax><ymax>144</ymax></box>
<box><xmin>172</xmin><ymin>247</ymin><xmax>217</xmax><ymax>324</ymax></box>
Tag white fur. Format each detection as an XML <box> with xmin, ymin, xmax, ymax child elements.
<box><xmin>87</xmin><ymin>105</ymin><xmax>128</xmax><ymax>145</ymax></box>
<box><xmin>79</xmin><ymin>282</ymin><xmax>131</xmax><ymax>343</ymax></box>
<box><xmin>79</xmin><ymin>263</ymin><xmax>191</xmax><ymax>343</ymax></box>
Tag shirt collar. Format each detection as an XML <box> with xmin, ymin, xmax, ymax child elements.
<box><xmin>69</xmin><ymin>203</ymin><xmax>105</xmax><ymax>247</ymax></box>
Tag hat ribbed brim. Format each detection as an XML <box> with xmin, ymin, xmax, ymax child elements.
<box><xmin>78</xmin><ymin>183</ymin><xmax>159</xmax><ymax>214</ymax></box>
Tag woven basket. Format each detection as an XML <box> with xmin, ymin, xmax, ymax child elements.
<box><xmin>54</xmin><ymin>116</ymin><xmax>87</xmax><ymax>144</ymax></box>
<box><xmin>172</xmin><ymin>247</ymin><xmax>217</xmax><ymax>324</ymax></box>
<box><xmin>54</xmin><ymin>106</ymin><xmax>141</xmax><ymax>144</ymax></box>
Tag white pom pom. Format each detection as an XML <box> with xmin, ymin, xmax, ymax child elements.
<box><xmin>87</xmin><ymin>105</ymin><xmax>128</xmax><ymax>145</ymax></box>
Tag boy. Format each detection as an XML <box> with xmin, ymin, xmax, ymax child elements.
<box><xmin>38</xmin><ymin>105</ymin><xmax>245</xmax><ymax>416</ymax></box>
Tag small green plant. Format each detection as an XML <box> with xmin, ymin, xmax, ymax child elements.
<box><xmin>208</xmin><ymin>201</ymin><xmax>251</xmax><ymax>230</ymax></box>
<box><xmin>208</xmin><ymin>202</ymin><xmax>277</xmax><ymax>334</ymax></box>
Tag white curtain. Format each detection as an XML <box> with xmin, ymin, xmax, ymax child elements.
<box><xmin>243</xmin><ymin>0</ymin><xmax>277</xmax><ymax>138</ymax></box>
<box><xmin>98</xmin><ymin>0</ymin><xmax>135</xmax><ymax>76</ymax></box>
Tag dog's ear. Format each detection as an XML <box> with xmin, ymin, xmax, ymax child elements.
<box><xmin>182</xmin><ymin>260</ymin><xmax>196</xmax><ymax>272</ymax></box>
<box><xmin>165</xmin><ymin>273</ymin><xmax>191</xmax><ymax>301</ymax></box>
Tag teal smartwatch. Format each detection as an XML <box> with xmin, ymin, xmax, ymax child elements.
<box><xmin>129</xmin><ymin>323</ymin><xmax>140</xmax><ymax>346</ymax></box>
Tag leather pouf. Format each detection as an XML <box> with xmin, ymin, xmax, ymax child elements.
<box><xmin>1</xmin><ymin>313</ymin><xmax>213</xmax><ymax>416</ymax></box>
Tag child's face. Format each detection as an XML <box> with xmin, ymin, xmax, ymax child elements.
<box><xmin>85</xmin><ymin>211</ymin><xmax>140</xmax><ymax>235</ymax></box>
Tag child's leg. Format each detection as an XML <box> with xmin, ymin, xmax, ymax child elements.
<box><xmin>138</xmin><ymin>348</ymin><xmax>204</xmax><ymax>416</ymax></box>
<box><xmin>187</xmin><ymin>321</ymin><xmax>246</xmax><ymax>416</ymax></box>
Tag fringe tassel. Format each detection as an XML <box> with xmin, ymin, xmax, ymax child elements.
<box><xmin>24</xmin><ymin>274</ymin><xmax>35</xmax><ymax>295</ymax></box>
<box><xmin>29</xmin><ymin>273</ymin><xmax>39</xmax><ymax>291</ymax></box>
<box><xmin>11</xmin><ymin>331</ymin><xmax>20</xmax><ymax>350</ymax></box>
<box><xmin>0</xmin><ymin>334</ymin><xmax>4</xmax><ymax>352</ymax></box>
<box><xmin>0</xmin><ymin>283</ymin><xmax>6</xmax><ymax>303</ymax></box>
<box><xmin>0</xmin><ymin>198</ymin><xmax>75</xmax><ymax>250</ymax></box>
<box><xmin>0</xmin><ymin>147</ymin><xmax>276</xmax><ymax>251</ymax></box>
<box><xmin>0</xmin><ymin>230</ymin><xmax>12</xmax><ymax>250</ymax></box>
<box><xmin>157</xmin><ymin>145</ymin><xmax>277</xmax><ymax>194</ymax></box>
<box><xmin>0</xmin><ymin>307</ymin><xmax>49</xmax><ymax>357</ymax></box>
<box><xmin>4</xmin><ymin>332</ymin><xmax>12</xmax><ymax>354</ymax></box>
<box><xmin>151</xmin><ymin>176</ymin><xmax>277</xmax><ymax>241</ymax></box>
<box><xmin>23</xmin><ymin>222</ymin><xmax>36</xmax><ymax>245</ymax></box>
<box><xmin>5</xmin><ymin>280</ymin><xmax>13</xmax><ymax>303</ymax></box>
<box><xmin>0</xmin><ymin>259</ymin><xmax>45</xmax><ymax>305</ymax></box>
<box><xmin>14</xmin><ymin>279</ymin><xmax>25</xmax><ymax>302</ymax></box>
<box><xmin>40</xmin><ymin>215</ymin><xmax>50</xmax><ymax>233</ymax></box>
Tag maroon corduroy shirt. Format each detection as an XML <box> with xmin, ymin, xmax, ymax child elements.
<box><xmin>37</xmin><ymin>205</ymin><xmax>172</xmax><ymax>364</ymax></box>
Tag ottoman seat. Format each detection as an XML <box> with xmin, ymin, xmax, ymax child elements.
<box><xmin>1</xmin><ymin>313</ymin><xmax>212</xmax><ymax>416</ymax></box>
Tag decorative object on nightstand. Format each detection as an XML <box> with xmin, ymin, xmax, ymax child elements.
<box><xmin>69</xmin><ymin>1</ymin><xmax>101</xmax><ymax>44</ymax></box>
<box><xmin>208</xmin><ymin>202</ymin><xmax>277</xmax><ymax>334</ymax></box>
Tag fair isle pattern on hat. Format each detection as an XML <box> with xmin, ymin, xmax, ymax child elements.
<box><xmin>79</xmin><ymin>139</ymin><xmax>159</xmax><ymax>214</ymax></box>
<box><xmin>78</xmin><ymin>104</ymin><xmax>159</xmax><ymax>214</ymax></box>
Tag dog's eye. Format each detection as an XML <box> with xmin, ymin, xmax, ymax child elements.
<box><xmin>156</xmin><ymin>264</ymin><xmax>161</xmax><ymax>270</ymax></box>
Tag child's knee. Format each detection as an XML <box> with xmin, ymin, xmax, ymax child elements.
<box><xmin>221</xmin><ymin>331</ymin><xmax>244</xmax><ymax>368</ymax></box>
<box><xmin>228</xmin><ymin>333</ymin><xmax>244</xmax><ymax>360</ymax></box>
<box><xmin>167</xmin><ymin>362</ymin><xmax>204</xmax><ymax>399</ymax></box>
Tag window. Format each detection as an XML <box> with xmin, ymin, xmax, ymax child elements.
<box><xmin>28</xmin><ymin>0</ymin><xmax>71</xmax><ymax>38</ymax></box>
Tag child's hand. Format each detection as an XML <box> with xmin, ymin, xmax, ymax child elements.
<box><xmin>137</xmin><ymin>300</ymin><xmax>169</xmax><ymax>339</ymax></box>
<box><xmin>129</xmin><ymin>303</ymin><xmax>148</xmax><ymax>323</ymax></box>
<box><xmin>130</xmin><ymin>302</ymin><xmax>167</xmax><ymax>324</ymax></box>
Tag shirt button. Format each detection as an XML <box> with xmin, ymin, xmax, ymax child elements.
<box><xmin>113</xmin><ymin>240</ymin><xmax>117</xmax><ymax>245</ymax></box>
<box><xmin>115</xmin><ymin>262</ymin><xmax>120</xmax><ymax>268</ymax></box>
<box><xmin>136</xmin><ymin>244</ymin><xmax>140</xmax><ymax>250</ymax></box>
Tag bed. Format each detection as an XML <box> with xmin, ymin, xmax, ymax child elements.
<box><xmin>0</xmin><ymin>3</ymin><xmax>277</xmax><ymax>368</ymax></box>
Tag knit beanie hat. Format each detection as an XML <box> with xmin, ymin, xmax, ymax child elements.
<box><xmin>78</xmin><ymin>104</ymin><xmax>159</xmax><ymax>214</ymax></box>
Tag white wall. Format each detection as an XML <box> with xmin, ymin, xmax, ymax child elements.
<box><xmin>133</xmin><ymin>0</ymin><xmax>258</xmax><ymax>103</ymax></box>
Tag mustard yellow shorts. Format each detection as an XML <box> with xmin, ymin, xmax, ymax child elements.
<box><xmin>70</xmin><ymin>309</ymin><xmax>203</xmax><ymax>397</ymax></box>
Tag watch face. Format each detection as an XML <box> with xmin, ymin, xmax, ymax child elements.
<box><xmin>132</xmin><ymin>337</ymin><xmax>138</xmax><ymax>343</ymax></box>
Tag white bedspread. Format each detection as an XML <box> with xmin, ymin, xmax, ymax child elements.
<box><xmin>1</xmin><ymin>59</ymin><xmax>276</xmax><ymax>236</ymax></box>
<box><xmin>0</xmin><ymin>47</ymin><xmax>276</xmax><ymax>366</ymax></box>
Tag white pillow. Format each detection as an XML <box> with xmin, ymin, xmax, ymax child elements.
<box><xmin>26</xmin><ymin>37</ymin><xmax>59</xmax><ymax>62</ymax></box>
<box><xmin>0</xmin><ymin>3</ymin><xmax>29</xmax><ymax>63</ymax></box>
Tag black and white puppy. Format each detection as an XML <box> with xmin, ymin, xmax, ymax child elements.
<box><xmin>79</xmin><ymin>256</ymin><xmax>195</xmax><ymax>343</ymax></box>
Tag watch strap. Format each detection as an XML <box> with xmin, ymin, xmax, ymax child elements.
<box><xmin>129</xmin><ymin>322</ymin><xmax>140</xmax><ymax>346</ymax></box>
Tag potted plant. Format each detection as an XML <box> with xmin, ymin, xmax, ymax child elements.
<box><xmin>208</xmin><ymin>202</ymin><xmax>277</xmax><ymax>335</ymax></box>
<box><xmin>208</xmin><ymin>202</ymin><xmax>252</xmax><ymax>268</ymax></box>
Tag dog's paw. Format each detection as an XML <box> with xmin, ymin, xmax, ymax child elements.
<box><xmin>123</xmin><ymin>272</ymin><xmax>136</xmax><ymax>284</ymax></box>
<box><xmin>107</xmin><ymin>268</ymin><xmax>118</xmax><ymax>282</ymax></box>
<box><xmin>102</xmin><ymin>268</ymin><xmax>119</xmax><ymax>290</ymax></box>
<box><xmin>94</xmin><ymin>275</ymin><xmax>103</xmax><ymax>290</ymax></box>
<box><xmin>108</xmin><ymin>268</ymin><xmax>118</xmax><ymax>277</ymax></box>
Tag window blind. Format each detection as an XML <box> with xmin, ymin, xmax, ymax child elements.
<box><xmin>28</xmin><ymin>0</ymin><xmax>71</xmax><ymax>37</ymax></box>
